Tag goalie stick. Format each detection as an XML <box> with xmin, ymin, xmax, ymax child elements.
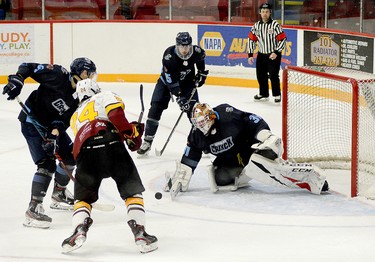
<box><xmin>155</xmin><ymin>87</ymin><xmax>197</xmax><ymax>157</ymax></box>
<box><xmin>15</xmin><ymin>96</ymin><xmax>115</xmax><ymax>212</ymax></box>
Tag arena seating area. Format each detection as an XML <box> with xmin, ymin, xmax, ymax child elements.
<box><xmin>3</xmin><ymin>0</ymin><xmax>375</xmax><ymax>32</ymax></box>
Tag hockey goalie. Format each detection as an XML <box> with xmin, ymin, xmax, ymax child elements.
<box><xmin>165</xmin><ymin>102</ymin><xmax>329</xmax><ymax>198</ymax></box>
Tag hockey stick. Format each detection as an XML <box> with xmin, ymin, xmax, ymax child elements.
<box><xmin>155</xmin><ymin>87</ymin><xmax>197</xmax><ymax>157</ymax></box>
<box><xmin>138</xmin><ymin>84</ymin><xmax>145</xmax><ymax>123</ymax></box>
<box><xmin>15</xmin><ymin>96</ymin><xmax>115</xmax><ymax>211</ymax></box>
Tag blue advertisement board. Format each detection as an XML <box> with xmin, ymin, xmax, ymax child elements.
<box><xmin>197</xmin><ymin>25</ymin><xmax>297</xmax><ymax>69</ymax></box>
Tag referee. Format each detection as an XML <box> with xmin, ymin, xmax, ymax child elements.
<box><xmin>247</xmin><ymin>3</ymin><xmax>287</xmax><ymax>103</ymax></box>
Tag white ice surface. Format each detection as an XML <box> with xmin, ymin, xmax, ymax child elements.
<box><xmin>1</xmin><ymin>83</ymin><xmax>375</xmax><ymax>262</ymax></box>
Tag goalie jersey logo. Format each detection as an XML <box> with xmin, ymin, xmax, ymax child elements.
<box><xmin>210</xmin><ymin>137</ymin><xmax>234</xmax><ymax>154</ymax></box>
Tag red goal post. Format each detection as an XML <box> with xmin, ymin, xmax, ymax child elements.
<box><xmin>282</xmin><ymin>65</ymin><xmax>375</xmax><ymax>198</ymax></box>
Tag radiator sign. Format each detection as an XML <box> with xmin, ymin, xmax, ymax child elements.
<box><xmin>310</xmin><ymin>34</ymin><xmax>340</xmax><ymax>66</ymax></box>
<box><xmin>304</xmin><ymin>31</ymin><xmax>374</xmax><ymax>73</ymax></box>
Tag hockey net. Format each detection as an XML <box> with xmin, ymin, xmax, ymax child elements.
<box><xmin>282</xmin><ymin>65</ymin><xmax>375</xmax><ymax>198</ymax></box>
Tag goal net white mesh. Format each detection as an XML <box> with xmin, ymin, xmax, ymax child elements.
<box><xmin>283</xmin><ymin>66</ymin><xmax>375</xmax><ymax>197</ymax></box>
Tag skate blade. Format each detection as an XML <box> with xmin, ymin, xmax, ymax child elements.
<box><xmin>138</xmin><ymin>242</ymin><xmax>158</xmax><ymax>253</ymax></box>
<box><xmin>50</xmin><ymin>201</ymin><xmax>74</xmax><ymax>211</ymax></box>
<box><xmin>137</xmin><ymin>152</ymin><xmax>150</xmax><ymax>159</ymax></box>
<box><xmin>23</xmin><ymin>217</ymin><xmax>51</xmax><ymax>229</ymax></box>
<box><xmin>62</xmin><ymin>236</ymin><xmax>86</xmax><ymax>253</ymax></box>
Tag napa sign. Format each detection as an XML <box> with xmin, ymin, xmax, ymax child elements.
<box><xmin>198</xmin><ymin>25</ymin><xmax>296</xmax><ymax>68</ymax></box>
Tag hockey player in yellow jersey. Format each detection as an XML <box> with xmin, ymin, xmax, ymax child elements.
<box><xmin>62</xmin><ymin>79</ymin><xmax>157</xmax><ymax>253</ymax></box>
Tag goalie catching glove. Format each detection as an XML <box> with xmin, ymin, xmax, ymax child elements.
<box><xmin>124</xmin><ymin>121</ymin><xmax>144</xmax><ymax>151</ymax></box>
<box><xmin>164</xmin><ymin>161</ymin><xmax>193</xmax><ymax>197</ymax></box>
<box><xmin>251</xmin><ymin>129</ymin><xmax>283</xmax><ymax>160</ymax></box>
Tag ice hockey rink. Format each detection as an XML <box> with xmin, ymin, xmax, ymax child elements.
<box><xmin>1</xmin><ymin>82</ymin><xmax>375</xmax><ymax>262</ymax></box>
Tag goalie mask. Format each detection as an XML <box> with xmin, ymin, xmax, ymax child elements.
<box><xmin>175</xmin><ymin>32</ymin><xmax>193</xmax><ymax>60</ymax></box>
<box><xmin>73</xmin><ymin>78</ymin><xmax>101</xmax><ymax>102</ymax></box>
<box><xmin>191</xmin><ymin>102</ymin><xmax>217</xmax><ymax>136</ymax></box>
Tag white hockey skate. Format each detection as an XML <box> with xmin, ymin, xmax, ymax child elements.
<box><xmin>137</xmin><ymin>140</ymin><xmax>152</xmax><ymax>158</ymax></box>
<box><xmin>50</xmin><ymin>183</ymin><xmax>74</xmax><ymax>211</ymax></box>
<box><xmin>23</xmin><ymin>200</ymin><xmax>52</xmax><ymax>229</ymax></box>
<box><xmin>128</xmin><ymin>219</ymin><xmax>158</xmax><ymax>253</ymax></box>
<box><xmin>62</xmin><ymin>217</ymin><xmax>93</xmax><ymax>253</ymax></box>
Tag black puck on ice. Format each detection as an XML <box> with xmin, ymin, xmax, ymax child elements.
<box><xmin>155</xmin><ymin>192</ymin><xmax>162</xmax><ymax>200</ymax></box>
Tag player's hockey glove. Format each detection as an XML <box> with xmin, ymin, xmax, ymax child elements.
<box><xmin>176</xmin><ymin>96</ymin><xmax>190</xmax><ymax>112</ymax></box>
<box><xmin>195</xmin><ymin>70</ymin><xmax>209</xmax><ymax>87</ymax></box>
<box><xmin>124</xmin><ymin>121</ymin><xmax>144</xmax><ymax>151</ymax></box>
<box><xmin>51</xmin><ymin>120</ymin><xmax>66</xmax><ymax>134</ymax></box>
<box><xmin>2</xmin><ymin>74</ymin><xmax>24</xmax><ymax>100</ymax></box>
<box><xmin>42</xmin><ymin>132</ymin><xmax>59</xmax><ymax>157</ymax></box>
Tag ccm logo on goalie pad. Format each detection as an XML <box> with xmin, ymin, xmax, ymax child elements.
<box><xmin>291</xmin><ymin>168</ymin><xmax>312</xmax><ymax>172</ymax></box>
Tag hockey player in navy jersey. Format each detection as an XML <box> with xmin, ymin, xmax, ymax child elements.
<box><xmin>166</xmin><ymin>102</ymin><xmax>329</xmax><ymax>197</ymax></box>
<box><xmin>2</xmin><ymin>57</ymin><xmax>97</xmax><ymax>229</ymax></box>
<box><xmin>63</xmin><ymin>79</ymin><xmax>157</xmax><ymax>253</ymax></box>
<box><xmin>137</xmin><ymin>32</ymin><xmax>208</xmax><ymax>156</ymax></box>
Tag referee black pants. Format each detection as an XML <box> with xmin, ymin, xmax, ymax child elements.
<box><xmin>256</xmin><ymin>52</ymin><xmax>282</xmax><ymax>97</ymax></box>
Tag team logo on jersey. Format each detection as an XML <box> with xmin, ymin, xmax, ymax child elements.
<box><xmin>225</xmin><ymin>106</ymin><xmax>233</xmax><ymax>112</ymax></box>
<box><xmin>180</xmin><ymin>69</ymin><xmax>191</xmax><ymax>80</ymax></box>
<box><xmin>164</xmin><ymin>54</ymin><xmax>172</xmax><ymax>60</ymax></box>
<box><xmin>210</xmin><ymin>136</ymin><xmax>234</xmax><ymax>154</ymax></box>
<box><xmin>52</xmin><ymin>98</ymin><xmax>70</xmax><ymax>115</ymax></box>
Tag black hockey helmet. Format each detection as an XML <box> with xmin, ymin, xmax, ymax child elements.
<box><xmin>259</xmin><ymin>2</ymin><xmax>272</xmax><ymax>12</ymax></box>
<box><xmin>175</xmin><ymin>32</ymin><xmax>193</xmax><ymax>60</ymax></box>
<box><xmin>70</xmin><ymin>57</ymin><xmax>97</xmax><ymax>78</ymax></box>
<box><xmin>176</xmin><ymin>32</ymin><xmax>192</xmax><ymax>46</ymax></box>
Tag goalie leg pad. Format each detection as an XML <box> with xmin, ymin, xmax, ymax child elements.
<box><xmin>207</xmin><ymin>165</ymin><xmax>251</xmax><ymax>192</ymax></box>
<box><xmin>247</xmin><ymin>153</ymin><xmax>327</xmax><ymax>194</ymax></box>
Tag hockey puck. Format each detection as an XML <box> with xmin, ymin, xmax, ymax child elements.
<box><xmin>155</xmin><ymin>192</ymin><xmax>162</xmax><ymax>200</ymax></box>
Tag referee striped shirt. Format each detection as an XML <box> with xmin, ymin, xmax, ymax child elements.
<box><xmin>247</xmin><ymin>19</ymin><xmax>287</xmax><ymax>57</ymax></box>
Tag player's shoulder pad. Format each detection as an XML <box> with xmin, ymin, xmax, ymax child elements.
<box><xmin>164</xmin><ymin>46</ymin><xmax>175</xmax><ymax>60</ymax></box>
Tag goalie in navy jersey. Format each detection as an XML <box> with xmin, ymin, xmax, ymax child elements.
<box><xmin>137</xmin><ymin>31</ymin><xmax>208</xmax><ymax>156</ymax></box>
<box><xmin>62</xmin><ymin>79</ymin><xmax>157</xmax><ymax>254</ymax></box>
<box><xmin>166</xmin><ymin>102</ymin><xmax>329</xmax><ymax>197</ymax></box>
<box><xmin>2</xmin><ymin>57</ymin><xmax>97</xmax><ymax>229</ymax></box>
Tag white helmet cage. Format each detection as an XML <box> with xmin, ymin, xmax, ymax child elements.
<box><xmin>191</xmin><ymin>102</ymin><xmax>217</xmax><ymax>135</ymax></box>
<box><xmin>73</xmin><ymin>78</ymin><xmax>101</xmax><ymax>102</ymax></box>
